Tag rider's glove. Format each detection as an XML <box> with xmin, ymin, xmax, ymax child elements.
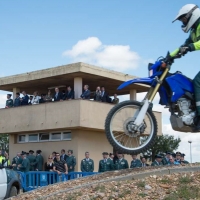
<box><xmin>179</xmin><ymin>46</ymin><xmax>191</xmax><ymax>55</ymax></box>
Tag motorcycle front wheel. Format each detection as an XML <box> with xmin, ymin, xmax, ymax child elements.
<box><xmin>105</xmin><ymin>100</ymin><xmax>158</xmax><ymax>155</ymax></box>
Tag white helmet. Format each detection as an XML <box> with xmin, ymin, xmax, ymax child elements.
<box><xmin>172</xmin><ymin>4</ymin><xmax>200</xmax><ymax>33</ymax></box>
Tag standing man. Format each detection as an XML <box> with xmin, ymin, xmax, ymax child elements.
<box><xmin>21</xmin><ymin>91</ymin><xmax>29</xmax><ymax>106</ymax></box>
<box><xmin>5</xmin><ymin>94</ymin><xmax>13</xmax><ymax>108</ymax></box>
<box><xmin>101</xmin><ymin>86</ymin><xmax>108</xmax><ymax>102</ymax></box>
<box><xmin>60</xmin><ymin>149</ymin><xmax>68</xmax><ymax>161</ymax></box>
<box><xmin>27</xmin><ymin>150</ymin><xmax>36</xmax><ymax>171</ymax></box>
<box><xmin>180</xmin><ymin>153</ymin><xmax>189</xmax><ymax>164</ymax></box>
<box><xmin>98</xmin><ymin>152</ymin><xmax>114</xmax><ymax>172</ymax></box>
<box><xmin>151</xmin><ymin>155</ymin><xmax>163</xmax><ymax>166</ymax></box>
<box><xmin>12</xmin><ymin>152</ymin><xmax>22</xmax><ymax>171</ymax></box>
<box><xmin>175</xmin><ymin>152</ymin><xmax>182</xmax><ymax>164</ymax></box>
<box><xmin>63</xmin><ymin>86</ymin><xmax>75</xmax><ymax>100</ymax></box>
<box><xmin>53</xmin><ymin>88</ymin><xmax>63</xmax><ymax>102</ymax></box>
<box><xmin>162</xmin><ymin>152</ymin><xmax>172</xmax><ymax>165</ymax></box>
<box><xmin>0</xmin><ymin>150</ymin><xmax>5</xmax><ymax>165</ymax></box>
<box><xmin>66</xmin><ymin>150</ymin><xmax>76</xmax><ymax>172</ymax></box>
<box><xmin>13</xmin><ymin>92</ymin><xmax>21</xmax><ymax>107</ymax></box>
<box><xmin>81</xmin><ymin>152</ymin><xmax>94</xmax><ymax>172</ymax></box>
<box><xmin>141</xmin><ymin>157</ymin><xmax>149</xmax><ymax>167</ymax></box>
<box><xmin>18</xmin><ymin>153</ymin><xmax>30</xmax><ymax>172</ymax></box>
<box><xmin>53</xmin><ymin>153</ymin><xmax>68</xmax><ymax>175</ymax></box>
<box><xmin>33</xmin><ymin>150</ymin><xmax>44</xmax><ymax>171</ymax></box>
<box><xmin>80</xmin><ymin>85</ymin><xmax>91</xmax><ymax>99</ymax></box>
<box><xmin>130</xmin><ymin>154</ymin><xmax>142</xmax><ymax>168</ymax></box>
<box><xmin>114</xmin><ymin>153</ymin><xmax>129</xmax><ymax>170</ymax></box>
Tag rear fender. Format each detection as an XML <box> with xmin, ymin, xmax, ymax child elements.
<box><xmin>118</xmin><ymin>77</ymin><xmax>154</xmax><ymax>90</ymax></box>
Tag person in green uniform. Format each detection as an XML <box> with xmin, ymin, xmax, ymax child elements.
<box><xmin>98</xmin><ymin>152</ymin><xmax>114</xmax><ymax>172</ymax></box>
<box><xmin>66</xmin><ymin>150</ymin><xmax>76</xmax><ymax>172</ymax></box>
<box><xmin>114</xmin><ymin>153</ymin><xmax>129</xmax><ymax>170</ymax></box>
<box><xmin>12</xmin><ymin>153</ymin><xmax>21</xmax><ymax>171</ymax></box>
<box><xmin>27</xmin><ymin>150</ymin><xmax>36</xmax><ymax>171</ymax></box>
<box><xmin>81</xmin><ymin>152</ymin><xmax>94</xmax><ymax>172</ymax></box>
<box><xmin>151</xmin><ymin>155</ymin><xmax>163</xmax><ymax>166</ymax></box>
<box><xmin>32</xmin><ymin>150</ymin><xmax>44</xmax><ymax>171</ymax></box>
<box><xmin>5</xmin><ymin>94</ymin><xmax>13</xmax><ymax>108</ymax></box>
<box><xmin>170</xmin><ymin>4</ymin><xmax>200</xmax><ymax>131</ymax></box>
<box><xmin>180</xmin><ymin>153</ymin><xmax>189</xmax><ymax>164</ymax></box>
<box><xmin>18</xmin><ymin>153</ymin><xmax>30</xmax><ymax>172</ymax></box>
<box><xmin>162</xmin><ymin>152</ymin><xmax>172</xmax><ymax>165</ymax></box>
<box><xmin>130</xmin><ymin>154</ymin><xmax>142</xmax><ymax>168</ymax></box>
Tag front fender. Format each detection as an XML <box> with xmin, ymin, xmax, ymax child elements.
<box><xmin>118</xmin><ymin>77</ymin><xmax>154</xmax><ymax>90</ymax></box>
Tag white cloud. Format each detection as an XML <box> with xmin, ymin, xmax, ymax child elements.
<box><xmin>62</xmin><ymin>37</ymin><xmax>140</xmax><ymax>71</ymax></box>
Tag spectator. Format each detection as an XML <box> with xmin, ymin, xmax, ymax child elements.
<box><xmin>2</xmin><ymin>152</ymin><xmax>10</xmax><ymax>167</ymax></box>
<box><xmin>175</xmin><ymin>152</ymin><xmax>182</xmax><ymax>164</ymax></box>
<box><xmin>98</xmin><ymin>152</ymin><xmax>114</xmax><ymax>172</ymax></box>
<box><xmin>45</xmin><ymin>155</ymin><xmax>54</xmax><ymax>171</ymax></box>
<box><xmin>12</xmin><ymin>152</ymin><xmax>22</xmax><ymax>171</ymax></box>
<box><xmin>39</xmin><ymin>94</ymin><xmax>46</xmax><ymax>103</ymax></box>
<box><xmin>180</xmin><ymin>153</ymin><xmax>189</xmax><ymax>164</ymax></box>
<box><xmin>141</xmin><ymin>157</ymin><xmax>149</xmax><ymax>167</ymax></box>
<box><xmin>63</xmin><ymin>86</ymin><xmax>75</xmax><ymax>100</ymax></box>
<box><xmin>162</xmin><ymin>152</ymin><xmax>171</xmax><ymax>165</ymax></box>
<box><xmin>130</xmin><ymin>154</ymin><xmax>142</xmax><ymax>168</ymax></box>
<box><xmin>21</xmin><ymin>91</ymin><xmax>29</xmax><ymax>106</ymax></box>
<box><xmin>0</xmin><ymin>150</ymin><xmax>5</xmax><ymax>166</ymax></box>
<box><xmin>14</xmin><ymin>92</ymin><xmax>21</xmax><ymax>107</ymax></box>
<box><xmin>169</xmin><ymin>155</ymin><xmax>180</xmax><ymax>165</ymax></box>
<box><xmin>62</xmin><ymin>90</ymin><xmax>66</xmax><ymax>99</ymax></box>
<box><xmin>28</xmin><ymin>96</ymin><xmax>33</xmax><ymax>105</ymax></box>
<box><xmin>27</xmin><ymin>150</ymin><xmax>36</xmax><ymax>171</ymax></box>
<box><xmin>31</xmin><ymin>91</ymin><xmax>40</xmax><ymax>105</ymax></box>
<box><xmin>94</xmin><ymin>86</ymin><xmax>102</xmax><ymax>101</ymax></box>
<box><xmin>53</xmin><ymin>88</ymin><xmax>63</xmax><ymax>101</ymax></box>
<box><xmin>32</xmin><ymin>150</ymin><xmax>44</xmax><ymax>171</ymax></box>
<box><xmin>66</xmin><ymin>150</ymin><xmax>76</xmax><ymax>172</ymax></box>
<box><xmin>18</xmin><ymin>152</ymin><xmax>30</xmax><ymax>172</ymax></box>
<box><xmin>151</xmin><ymin>154</ymin><xmax>163</xmax><ymax>166</ymax></box>
<box><xmin>115</xmin><ymin>153</ymin><xmax>129</xmax><ymax>170</ymax></box>
<box><xmin>5</xmin><ymin>94</ymin><xmax>13</xmax><ymax>108</ymax></box>
<box><xmin>108</xmin><ymin>153</ymin><xmax>114</xmax><ymax>161</ymax></box>
<box><xmin>80</xmin><ymin>85</ymin><xmax>91</xmax><ymax>99</ymax></box>
<box><xmin>45</xmin><ymin>90</ymin><xmax>52</xmax><ymax>102</ymax></box>
<box><xmin>52</xmin><ymin>151</ymin><xmax>57</xmax><ymax>162</ymax></box>
<box><xmin>81</xmin><ymin>152</ymin><xmax>94</xmax><ymax>172</ymax></box>
<box><xmin>101</xmin><ymin>86</ymin><xmax>109</xmax><ymax>102</ymax></box>
<box><xmin>112</xmin><ymin>94</ymin><xmax>119</xmax><ymax>104</ymax></box>
<box><xmin>60</xmin><ymin>149</ymin><xmax>68</xmax><ymax>161</ymax></box>
<box><xmin>53</xmin><ymin>153</ymin><xmax>68</xmax><ymax>175</ymax></box>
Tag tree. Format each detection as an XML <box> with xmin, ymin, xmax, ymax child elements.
<box><xmin>142</xmin><ymin>134</ymin><xmax>181</xmax><ymax>161</ymax></box>
<box><xmin>0</xmin><ymin>134</ymin><xmax>9</xmax><ymax>152</ymax></box>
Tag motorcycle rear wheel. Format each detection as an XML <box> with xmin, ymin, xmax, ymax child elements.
<box><xmin>105</xmin><ymin>100</ymin><xmax>158</xmax><ymax>154</ymax></box>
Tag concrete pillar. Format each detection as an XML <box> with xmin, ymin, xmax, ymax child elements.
<box><xmin>13</xmin><ymin>87</ymin><xmax>20</xmax><ymax>101</ymax></box>
<box><xmin>74</xmin><ymin>77</ymin><xmax>82</xmax><ymax>99</ymax></box>
<box><xmin>130</xmin><ymin>89</ymin><xmax>137</xmax><ymax>100</ymax></box>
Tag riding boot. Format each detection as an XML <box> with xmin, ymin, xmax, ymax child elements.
<box><xmin>192</xmin><ymin>71</ymin><xmax>200</xmax><ymax>132</ymax></box>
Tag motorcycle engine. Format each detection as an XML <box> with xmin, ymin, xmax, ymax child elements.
<box><xmin>177</xmin><ymin>98</ymin><xmax>195</xmax><ymax>125</ymax></box>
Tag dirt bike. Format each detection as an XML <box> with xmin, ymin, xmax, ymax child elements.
<box><xmin>105</xmin><ymin>51</ymin><xmax>197</xmax><ymax>154</ymax></box>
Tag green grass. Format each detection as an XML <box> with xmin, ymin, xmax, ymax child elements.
<box><xmin>159</xmin><ymin>178</ymin><xmax>172</xmax><ymax>184</ymax></box>
<box><xmin>93</xmin><ymin>184</ymin><xmax>106</xmax><ymax>192</ymax></box>
<box><xmin>136</xmin><ymin>180</ymin><xmax>145</xmax><ymax>188</ymax></box>
<box><xmin>138</xmin><ymin>193</ymin><xmax>147</xmax><ymax>198</ymax></box>
<box><xmin>118</xmin><ymin>189</ymin><xmax>131</xmax><ymax>198</ymax></box>
<box><xmin>179</xmin><ymin>176</ymin><xmax>193</xmax><ymax>184</ymax></box>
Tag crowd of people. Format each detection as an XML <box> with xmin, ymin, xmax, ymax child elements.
<box><xmin>0</xmin><ymin>149</ymin><xmax>189</xmax><ymax>174</ymax></box>
<box><xmin>5</xmin><ymin>85</ymin><xmax>119</xmax><ymax>108</ymax></box>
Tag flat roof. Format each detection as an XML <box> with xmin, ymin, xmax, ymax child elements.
<box><xmin>0</xmin><ymin>62</ymin><xmax>149</xmax><ymax>95</ymax></box>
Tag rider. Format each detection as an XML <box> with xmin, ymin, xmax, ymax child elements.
<box><xmin>170</xmin><ymin>4</ymin><xmax>200</xmax><ymax>131</ymax></box>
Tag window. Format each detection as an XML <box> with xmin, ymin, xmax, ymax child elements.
<box><xmin>18</xmin><ymin>135</ymin><xmax>26</xmax><ymax>143</ymax></box>
<box><xmin>39</xmin><ymin>133</ymin><xmax>49</xmax><ymax>141</ymax></box>
<box><xmin>62</xmin><ymin>132</ymin><xmax>71</xmax><ymax>140</ymax></box>
<box><xmin>51</xmin><ymin>132</ymin><xmax>61</xmax><ymax>140</ymax></box>
<box><xmin>28</xmin><ymin>134</ymin><xmax>38</xmax><ymax>142</ymax></box>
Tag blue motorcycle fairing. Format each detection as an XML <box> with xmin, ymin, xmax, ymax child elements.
<box><xmin>166</xmin><ymin>73</ymin><xmax>194</xmax><ymax>102</ymax></box>
<box><xmin>158</xmin><ymin>86</ymin><xmax>169</xmax><ymax>105</ymax></box>
<box><xmin>117</xmin><ymin>77</ymin><xmax>154</xmax><ymax>90</ymax></box>
<box><xmin>149</xmin><ymin>60</ymin><xmax>162</xmax><ymax>75</ymax></box>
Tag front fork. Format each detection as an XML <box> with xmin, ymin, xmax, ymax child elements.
<box><xmin>134</xmin><ymin>67</ymin><xmax>169</xmax><ymax>127</ymax></box>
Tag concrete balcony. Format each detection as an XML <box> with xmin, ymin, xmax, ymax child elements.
<box><xmin>0</xmin><ymin>100</ymin><xmax>162</xmax><ymax>135</ymax></box>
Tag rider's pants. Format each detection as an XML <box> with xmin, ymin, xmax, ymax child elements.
<box><xmin>193</xmin><ymin>71</ymin><xmax>200</xmax><ymax>116</ymax></box>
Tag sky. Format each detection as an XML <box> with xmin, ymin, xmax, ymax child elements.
<box><xmin>0</xmin><ymin>0</ymin><xmax>200</xmax><ymax>162</ymax></box>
